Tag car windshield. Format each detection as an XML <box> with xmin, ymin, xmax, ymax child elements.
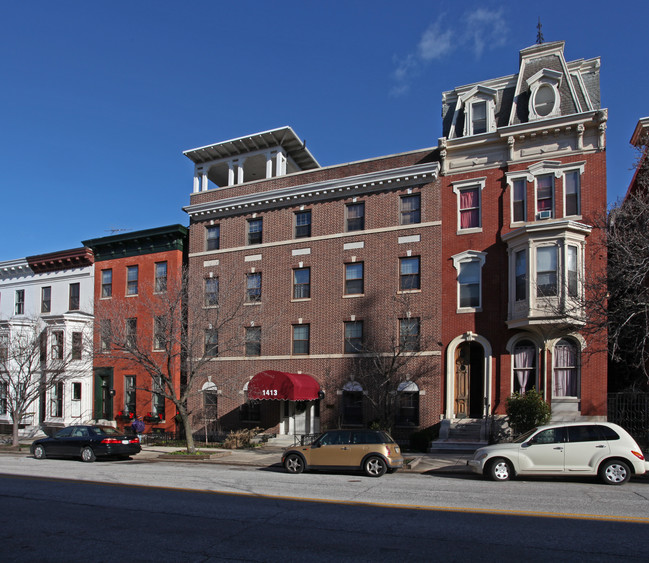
<box><xmin>90</xmin><ymin>426</ymin><xmax>122</xmax><ymax>436</ymax></box>
<box><xmin>513</xmin><ymin>428</ymin><xmax>538</xmax><ymax>443</ymax></box>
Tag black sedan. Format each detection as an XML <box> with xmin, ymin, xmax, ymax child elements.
<box><xmin>31</xmin><ymin>425</ymin><xmax>141</xmax><ymax>462</ymax></box>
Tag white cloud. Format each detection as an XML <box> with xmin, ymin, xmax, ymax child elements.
<box><xmin>389</xmin><ymin>8</ymin><xmax>509</xmax><ymax>97</ymax></box>
<box><xmin>418</xmin><ymin>19</ymin><xmax>454</xmax><ymax>61</ymax></box>
<box><xmin>464</xmin><ymin>8</ymin><xmax>508</xmax><ymax>58</ymax></box>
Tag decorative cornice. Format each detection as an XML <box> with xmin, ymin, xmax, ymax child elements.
<box><xmin>0</xmin><ymin>259</ymin><xmax>32</xmax><ymax>280</ymax></box>
<box><xmin>83</xmin><ymin>225</ymin><xmax>188</xmax><ymax>262</ymax></box>
<box><xmin>184</xmin><ymin>162</ymin><xmax>440</xmax><ymax>219</ymax></box>
<box><xmin>26</xmin><ymin>247</ymin><xmax>94</xmax><ymax>274</ymax></box>
<box><xmin>501</xmin><ymin>219</ymin><xmax>592</xmax><ymax>243</ymax></box>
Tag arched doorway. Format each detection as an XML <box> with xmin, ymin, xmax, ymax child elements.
<box><xmin>455</xmin><ymin>342</ymin><xmax>484</xmax><ymax>418</ymax></box>
<box><xmin>445</xmin><ymin>333</ymin><xmax>492</xmax><ymax>419</ymax></box>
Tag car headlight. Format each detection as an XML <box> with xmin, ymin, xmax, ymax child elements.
<box><xmin>475</xmin><ymin>452</ymin><xmax>488</xmax><ymax>461</ymax></box>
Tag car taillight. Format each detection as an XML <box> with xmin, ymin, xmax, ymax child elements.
<box><xmin>130</xmin><ymin>438</ymin><xmax>139</xmax><ymax>444</ymax></box>
<box><xmin>385</xmin><ymin>447</ymin><xmax>391</xmax><ymax>456</ymax></box>
<box><xmin>632</xmin><ymin>450</ymin><xmax>645</xmax><ymax>461</ymax></box>
<box><xmin>101</xmin><ymin>438</ymin><xmax>123</xmax><ymax>444</ymax></box>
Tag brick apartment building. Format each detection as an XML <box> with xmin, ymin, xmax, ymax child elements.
<box><xmin>184</xmin><ymin>129</ymin><xmax>442</xmax><ymax>439</ymax></box>
<box><xmin>83</xmin><ymin>225</ymin><xmax>188</xmax><ymax>434</ymax></box>
<box><xmin>438</xmin><ymin>40</ymin><xmax>608</xmax><ymax>442</ymax></box>
<box><xmin>182</xmin><ymin>39</ymin><xmax>608</xmax><ymax>445</ymax></box>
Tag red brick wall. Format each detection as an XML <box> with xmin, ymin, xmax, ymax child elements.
<box><xmin>93</xmin><ymin>249</ymin><xmax>185</xmax><ymax>433</ymax></box>
<box><xmin>440</xmin><ymin>149</ymin><xmax>608</xmax><ymax>417</ymax></box>
<box><xmin>187</xmin><ymin>172</ymin><xmax>444</xmax><ymax>437</ymax></box>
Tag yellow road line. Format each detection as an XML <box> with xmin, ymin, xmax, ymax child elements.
<box><xmin>2</xmin><ymin>472</ymin><xmax>648</xmax><ymax>524</ymax></box>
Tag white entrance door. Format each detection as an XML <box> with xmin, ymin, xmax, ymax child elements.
<box><xmin>294</xmin><ymin>402</ymin><xmax>310</xmax><ymax>435</ymax></box>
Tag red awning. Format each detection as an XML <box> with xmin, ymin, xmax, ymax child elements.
<box><xmin>247</xmin><ymin>370</ymin><xmax>320</xmax><ymax>401</ymax></box>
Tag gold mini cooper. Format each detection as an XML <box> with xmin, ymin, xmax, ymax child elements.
<box><xmin>282</xmin><ymin>429</ymin><xmax>404</xmax><ymax>477</ymax></box>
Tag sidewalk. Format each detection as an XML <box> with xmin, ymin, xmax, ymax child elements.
<box><xmin>138</xmin><ymin>444</ymin><xmax>473</xmax><ymax>475</ymax></box>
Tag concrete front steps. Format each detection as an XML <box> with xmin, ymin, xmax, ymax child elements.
<box><xmin>429</xmin><ymin>418</ymin><xmax>486</xmax><ymax>453</ymax></box>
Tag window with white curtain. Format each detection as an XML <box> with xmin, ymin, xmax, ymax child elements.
<box><xmin>513</xmin><ymin>340</ymin><xmax>536</xmax><ymax>394</ymax></box>
<box><xmin>553</xmin><ymin>339</ymin><xmax>579</xmax><ymax>397</ymax></box>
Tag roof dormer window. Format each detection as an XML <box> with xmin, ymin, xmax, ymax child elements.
<box><xmin>461</xmin><ymin>86</ymin><xmax>497</xmax><ymax>137</ymax></box>
<box><xmin>448</xmin><ymin>85</ymin><xmax>498</xmax><ymax>139</ymax></box>
<box><xmin>471</xmin><ymin>101</ymin><xmax>487</xmax><ymax>134</ymax></box>
<box><xmin>527</xmin><ymin>69</ymin><xmax>562</xmax><ymax>121</ymax></box>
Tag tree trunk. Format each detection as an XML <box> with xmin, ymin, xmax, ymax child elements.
<box><xmin>12</xmin><ymin>417</ymin><xmax>20</xmax><ymax>448</ymax></box>
<box><xmin>179</xmin><ymin>409</ymin><xmax>195</xmax><ymax>453</ymax></box>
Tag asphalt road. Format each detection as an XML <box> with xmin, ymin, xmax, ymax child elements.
<box><xmin>1</xmin><ymin>453</ymin><xmax>649</xmax><ymax>561</ymax></box>
<box><xmin>2</xmin><ymin>472</ymin><xmax>649</xmax><ymax>562</ymax></box>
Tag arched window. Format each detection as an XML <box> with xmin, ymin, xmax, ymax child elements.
<box><xmin>513</xmin><ymin>340</ymin><xmax>537</xmax><ymax>394</ymax></box>
<box><xmin>201</xmin><ymin>380</ymin><xmax>218</xmax><ymax>420</ymax></box>
<box><xmin>396</xmin><ymin>381</ymin><xmax>419</xmax><ymax>427</ymax></box>
<box><xmin>553</xmin><ymin>339</ymin><xmax>579</xmax><ymax>397</ymax></box>
<box><xmin>342</xmin><ymin>381</ymin><xmax>363</xmax><ymax>426</ymax></box>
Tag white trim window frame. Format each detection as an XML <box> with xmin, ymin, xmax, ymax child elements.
<box><xmin>522</xmin><ymin>161</ymin><xmax>585</xmax><ymax>222</ymax></box>
<box><xmin>563</xmin><ymin>168</ymin><xmax>583</xmax><ymax>218</ymax></box>
<box><xmin>453</xmin><ymin>85</ymin><xmax>498</xmax><ymax>138</ymax></box>
<box><xmin>511</xmin><ymin>338</ymin><xmax>538</xmax><ymax>394</ymax></box>
<box><xmin>505</xmin><ymin>172</ymin><xmax>533</xmax><ymax>225</ymax></box>
<box><xmin>452</xmin><ymin>250</ymin><xmax>487</xmax><ymax>313</ymax></box>
<box><xmin>535</xmin><ymin>174</ymin><xmax>555</xmax><ymax>220</ymax></box>
<box><xmin>452</xmin><ymin>178</ymin><xmax>485</xmax><ymax>234</ymax></box>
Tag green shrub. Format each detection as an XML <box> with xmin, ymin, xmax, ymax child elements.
<box><xmin>505</xmin><ymin>389</ymin><xmax>551</xmax><ymax>436</ymax></box>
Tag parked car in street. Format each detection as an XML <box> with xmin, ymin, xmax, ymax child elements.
<box><xmin>468</xmin><ymin>422</ymin><xmax>648</xmax><ymax>485</ymax></box>
<box><xmin>31</xmin><ymin>425</ymin><xmax>141</xmax><ymax>462</ymax></box>
<box><xmin>282</xmin><ymin>429</ymin><xmax>403</xmax><ymax>477</ymax></box>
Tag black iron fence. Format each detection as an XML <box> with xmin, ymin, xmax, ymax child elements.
<box><xmin>607</xmin><ymin>392</ymin><xmax>649</xmax><ymax>449</ymax></box>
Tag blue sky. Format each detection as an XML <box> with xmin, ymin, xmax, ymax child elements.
<box><xmin>1</xmin><ymin>1</ymin><xmax>647</xmax><ymax>259</ymax></box>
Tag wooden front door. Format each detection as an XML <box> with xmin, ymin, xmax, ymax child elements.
<box><xmin>455</xmin><ymin>346</ymin><xmax>470</xmax><ymax>418</ymax></box>
<box><xmin>455</xmin><ymin>342</ymin><xmax>485</xmax><ymax>418</ymax></box>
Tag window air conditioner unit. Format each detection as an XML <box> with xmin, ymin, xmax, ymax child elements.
<box><xmin>537</xmin><ymin>210</ymin><xmax>552</xmax><ymax>220</ymax></box>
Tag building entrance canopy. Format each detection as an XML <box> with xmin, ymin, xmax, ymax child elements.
<box><xmin>247</xmin><ymin>370</ymin><xmax>320</xmax><ymax>401</ymax></box>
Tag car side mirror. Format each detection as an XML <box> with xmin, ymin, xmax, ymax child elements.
<box><xmin>522</xmin><ymin>441</ymin><xmax>532</xmax><ymax>448</ymax></box>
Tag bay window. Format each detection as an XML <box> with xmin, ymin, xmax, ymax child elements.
<box><xmin>536</xmin><ymin>246</ymin><xmax>558</xmax><ymax>297</ymax></box>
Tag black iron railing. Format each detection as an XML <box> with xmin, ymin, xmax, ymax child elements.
<box><xmin>607</xmin><ymin>392</ymin><xmax>649</xmax><ymax>449</ymax></box>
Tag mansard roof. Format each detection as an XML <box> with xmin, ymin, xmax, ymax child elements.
<box><xmin>441</xmin><ymin>41</ymin><xmax>601</xmax><ymax>140</ymax></box>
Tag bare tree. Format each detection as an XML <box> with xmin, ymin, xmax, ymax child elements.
<box><xmin>95</xmin><ymin>266</ymin><xmax>255</xmax><ymax>453</ymax></box>
<box><xmin>348</xmin><ymin>296</ymin><xmax>435</xmax><ymax>432</ymax></box>
<box><xmin>606</xmin><ymin>144</ymin><xmax>649</xmax><ymax>390</ymax></box>
<box><xmin>554</xmin><ymin>134</ymin><xmax>649</xmax><ymax>391</ymax></box>
<box><xmin>0</xmin><ymin>318</ymin><xmax>89</xmax><ymax>447</ymax></box>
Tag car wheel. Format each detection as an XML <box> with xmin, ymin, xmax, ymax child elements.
<box><xmin>81</xmin><ymin>446</ymin><xmax>96</xmax><ymax>463</ymax></box>
<box><xmin>488</xmin><ymin>458</ymin><xmax>513</xmax><ymax>481</ymax></box>
<box><xmin>33</xmin><ymin>445</ymin><xmax>46</xmax><ymax>460</ymax></box>
<box><xmin>599</xmin><ymin>459</ymin><xmax>631</xmax><ymax>485</ymax></box>
<box><xmin>284</xmin><ymin>453</ymin><xmax>304</xmax><ymax>474</ymax></box>
<box><xmin>364</xmin><ymin>456</ymin><xmax>387</xmax><ymax>477</ymax></box>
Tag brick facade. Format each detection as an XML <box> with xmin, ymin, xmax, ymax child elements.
<box><xmin>184</xmin><ymin>40</ymin><xmax>609</xmax><ymax>444</ymax></box>
<box><xmin>83</xmin><ymin>226</ymin><xmax>188</xmax><ymax>434</ymax></box>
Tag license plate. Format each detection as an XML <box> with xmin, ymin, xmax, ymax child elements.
<box><xmin>122</xmin><ymin>440</ymin><xmax>129</xmax><ymax>444</ymax></box>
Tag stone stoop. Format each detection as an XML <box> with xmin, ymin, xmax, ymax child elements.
<box><xmin>550</xmin><ymin>398</ymin><xmax>581</xmax><ymax>422</ymax></box>
<box><xmin>429</xmin><ymin>418</ymin><xmax>487</xmax><ymax>453</ymax></box>
<box><xmin>264</xmin><ymin>434</ymin><xmax>300</xmax><ymax>448</ymax></box>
